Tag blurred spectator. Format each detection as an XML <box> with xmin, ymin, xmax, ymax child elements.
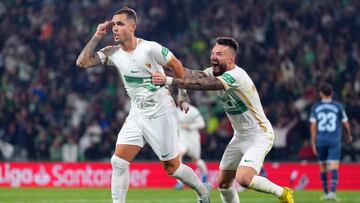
<box><xmin>62</xmin><ymin>135</ymin><xmax>79</xmax><ymax>162</ymax></box>
<box><xmin>271</xmin><ymin>118</ymin><xmax>298</xmax><ymax>160</ymax></box>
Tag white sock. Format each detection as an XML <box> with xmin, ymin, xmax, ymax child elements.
<box><xmin>249</xmin><ymin>175</ymin><xmax>284</xmax><ymax>197</ymax></box>
<box><xmin>111</xmin><ymin>155</ymin><xmax>130</xmax><ymax>203</ymax></box>
<box><xmin>196</xmin><ymin>159</ymin><xmax>208</xmax><ymax>176</ymax></box>
<box><xmin>219</xmin><ymin>187</ymin><xmax>240</xmax><ymax>203</ymax></box>
<box><xmin>172</xmin><ymin>163</ymin><xmax>206</xmax><ymax>196</ymax></box>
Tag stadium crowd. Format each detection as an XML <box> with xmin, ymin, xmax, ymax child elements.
<box><xmin>0</xmin><ymin>0</ymin><xmax>359</xmax><ymax>162</ymax></box>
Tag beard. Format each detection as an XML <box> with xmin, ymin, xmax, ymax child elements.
<box><xmin>212</xmin><ymin>63</ymin><xmax>227</xmax><ymax>76</ymax></box>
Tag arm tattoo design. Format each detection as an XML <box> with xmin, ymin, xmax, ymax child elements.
<box><xmin>76</xmin><ymin>36</ymin><xmax>102</xmax><ymax>68</ymax></box>
<box><xmin>184</xmin><ymin>68</ymin><xmax>208</xmax><ymax>79</ymax></box>
<box><xmin>173</xmin><ymin>77</ymin><xmax>224</xmax><ymax>90</ymax></box>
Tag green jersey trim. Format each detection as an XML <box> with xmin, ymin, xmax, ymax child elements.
<box><xmin>123</xmin><ymin>75</ymin><xmax>157</xmax><ymax>92</ymax></box>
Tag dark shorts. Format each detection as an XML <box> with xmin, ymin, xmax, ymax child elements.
<box><xmin>316</xmin><ymin>143</ymin><xmax>341</xmax><ymax>162</ymax></box>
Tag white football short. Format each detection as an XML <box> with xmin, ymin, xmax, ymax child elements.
<box><xmin>179</xmin><ymin>135</ymin><xmax>201</xmax><ymax>160</ymax></box>
<box><xmin>116</xmin><ymin>108</ymin><xmax>179</xmax><ymax>161</ymax></box>
<box><xmin>219</xmin><ymin>130</ymin><xmax>274</xmax><ymax>174</ymax></box>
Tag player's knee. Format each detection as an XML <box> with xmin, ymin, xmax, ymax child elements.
<box><xmin>162</xmin><ymin>163</ymin><xmax>177</xmax><ymax>175</ymax></box>
<box><xmin>217</xmin><ymin>177</ymin><xmax>234</xmax><ymax>189</ymax></box>
<box><xmin>111</xmin><ymin>155</ymin><xmax>129</xmax><ymax>174</ymax></box>
<box><xmin>236</xmin><ymin>174</ymin><xmax>252</xmax><ymax>187</ymax></box>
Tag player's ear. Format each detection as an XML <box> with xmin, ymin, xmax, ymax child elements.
<box><xmin>131</xmin><ymin>23</ymin><xmax>136</xmax><ymax>32</ymax></box>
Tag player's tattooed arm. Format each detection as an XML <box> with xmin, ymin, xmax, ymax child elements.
<box><xmin>183</xmin><ymin>67</ymin><xmax>208</xmax><ymax>79</ymax></box>
<box><xmin>152</xmin><ymin>72</ymin><xmax>224</xmax><ymax>90</ymax></box>
<box><xmin>172</xmin><ymin>77</ymin><xmax>224</xmax><ymax>90</ymax></box>
<box><xmin>76</xmin><ymin>36</ymin><xmax>102</xmax><ymax>68</ymax></box>
<box><xmin>77</xmin><ymin>21</ymin><xmax>113</xmax><ymax>68</ymax></box>
<box><xmin>164</xmin><ymin>67</ymin><xmax>207</xmax><ymax>79</ymax></box>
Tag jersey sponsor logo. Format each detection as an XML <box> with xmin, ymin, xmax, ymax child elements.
<box><xmin>161</xmin><ymin>47</ymin><xmax>169</xmax><ymax>57</ymax></box>
<box><xmin>244</xmin><ymin>159</ymin><xmax>253</xmax><ymax>163</ymax></box>
<box><xmin>221</xmin><ymin>73</ymin><xmax>236</xmax><ymax>84</ymax></box>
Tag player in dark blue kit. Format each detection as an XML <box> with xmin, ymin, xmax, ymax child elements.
<box><xmin>309</xmin><ymin>83</ymin><xmax>352</xmax><ymax>201</ymax></box>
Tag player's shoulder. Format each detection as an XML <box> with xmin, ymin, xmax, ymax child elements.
<box><xmin>220</xmin><ymin>66</ymin><xmax>247</xmax><ymax>83</ymax></box>
<box><xmin>138</xmin><ymin>38</ymin><xmax>160</xmax><ymax>47</ymax></box>
<box><xmin>311</xmin><ymin>101</ymin><xmax>322</xmax><ymax>109</ymax></box>
<box><xmin>332</xmin><ymin>100</ymin><xmax>345</xmax><ymax>110</ymax></box>
<box><xmin>101</xmin><ymin>45</ymin><xmax>120</xmax><ymax>55</ymax></box>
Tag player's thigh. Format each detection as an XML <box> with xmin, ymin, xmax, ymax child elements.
<box><xmin>114</xmin><ymin>144</ymin><xmax>142</xmax><ymax>162</ymax></box>
<box><xmin>239</xmin><ymin>132</ymin><xmax>273</xmax><ymax>174</ymax></box>
<box><xmin>142</xmin><ymin>109</ymin><xmax>179</xmax><ymax>161</ymax></box>
<box><xmin>220</xmin><ymin>135</ymin><xmax>244</xmax><ymax>171</ymax></box>
<box><xmin>328</xmin><ymin>143</ymin><xmax>341</xmax><ymax>163</ymax></box>
<box><xmin>316</xmin><ymin>146</ymin><xmax>329</xmax><ymax>163</ymax></box>
<box><xmin>116</xmin><ymin>112</ymin><xmax>145</xmax><ymax>147</ymax></box>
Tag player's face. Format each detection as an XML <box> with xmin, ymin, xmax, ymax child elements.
<box><xmin>111</xmin><ymin>14</ymin><xmax>136</xmax><ymax>43</ymax></box>
<box><xmin>210</xmin><ymin>44</ymin><xmax>235</xmax><ymax>76</ymax></box>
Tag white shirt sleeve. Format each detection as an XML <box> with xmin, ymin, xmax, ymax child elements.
<box><xmin>96</xmin><ymin>46</ymin><xmax>114</xmax><ymax>65</ymax></box>
<box><xmin>149</xmin><ymin>42</ymin><xmax>174</xmax><ymax>66</ymax></box>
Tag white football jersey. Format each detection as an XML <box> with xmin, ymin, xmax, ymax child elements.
<box><xmin>97</xmin><ymin>38</ymin><xmax>175</xmax><ymax>117</ymax></box>
<box><xmin>176</xmin><ymin>104</ymin><xmax>205</xmax><ymax>142</ymax></box>
<box><xmin>204</xmin><ymin>66</ymin><xmax>273</xmax><ymax>135</ymax></box>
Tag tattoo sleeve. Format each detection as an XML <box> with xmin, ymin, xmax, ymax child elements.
<box><xmin>173</xmin><ymin>77</ymin><xmax>225</xmax><ymax>90</ymax></box>
<box><xmin>76</xmin><ymin>35</ymin><xmax>102</xmax><ymax>68</ymax></box>
<box><xmin>164</xmin><ymin>67</ymin><xmax>208</xmax><ymax>78</ymax></box>
<box><xmin>184</xmin><ymin>67</ymin><xmax>208</xmax><ymax>78</ymax></box>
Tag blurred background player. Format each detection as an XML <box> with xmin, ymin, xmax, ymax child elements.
<box><xmin>310</xmin><ymin>83</ymin><xmax>353</xmax><ymax>201</ymax></box>
<box><xmin>76</xmin><ymin>7</ymin><xmax>210</xmax><ymax>203</ymax></box>
<box><xmin>175</xmin><ymin>103</ymin><xmax>208</xmax><ymax>189</ymax></box>
<box><xmin>152</xmin><ymin>37</ymin><xmax>294</xmax><ymax>203</ymax></box>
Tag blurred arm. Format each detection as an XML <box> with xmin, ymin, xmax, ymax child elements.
<box><xmin>310</xmin><ymin>122</ymin><xmax>317</xmax><ymax>155</ymax></box>
<box><xmin>343</xmin><ymin>121</ymin><xmax>352</xmax><ymax>144</ymax></box>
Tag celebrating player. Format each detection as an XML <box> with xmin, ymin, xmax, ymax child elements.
<box><xmin>152</xmin><ymin>37</ymin><xmax>294</xmax><ymax>203</ymax></box>
<box><xmin>309</xmin><ymin>83</ymin><xmax>352</xmax><ymax>201</ymax></box>
<box><xmin>76</xmin><ymin>7</ymin><xmax>210</xmax><ymax>203</ymax></box>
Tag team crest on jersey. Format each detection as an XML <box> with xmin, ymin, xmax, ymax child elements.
<box><xmin>145</xmin><ymin>63</ymin><xmax>152</xmax><ymax>68</ymax></box>
<box><xmin>221</xmin><ymin>73</ymin><xmax>236</xmax><ymax>84</ymax></box>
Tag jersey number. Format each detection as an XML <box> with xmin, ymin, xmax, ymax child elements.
<box><xmin>317</xmin><ymin>112</ymin><xmax>337</xmax><ymax>132</ymax></box>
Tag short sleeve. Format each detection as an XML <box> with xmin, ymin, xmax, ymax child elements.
<box><xmin>340</xmin><ymin>105</ymin><xmax>349</xmax><ymax>122</ymax></box>
<box><xmin>216</xmin><ymin>72</ymin><xmax>238</xmax><ymax>91</ymax></box>
<box><xmin>96</xmin><ymin>46</ymin><xmax>114</xmax><ymax>66</ymax></box>
<box><xmin>309</xmin><ymin>106</ymin><xmax>317</xmax><ymax>123</ymax></box>
<box><xmin>149</xmin><ymin>42</ymin><xmax>174</xmax><ymax>66</ymax></box>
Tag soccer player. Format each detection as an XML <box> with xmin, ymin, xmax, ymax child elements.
<box><xmin>175</xmin><ymin>104</ymin><xmax>208</xmax><ymax>189</ymax></box>
<box><xmin>309</xmin><ymin>83</ymin><xmax>352</xmax><ymax>201</ymax></box>
<box><xmin>152</xmin><ymin>37</ymin><xmax>294</xmax><ymax>203</ymax></box>
<box><xmin>76</xmin><ymin>7</ymin><xmax>210</xmax><ymax>203</ymax></box>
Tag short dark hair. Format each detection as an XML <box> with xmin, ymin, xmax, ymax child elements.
<box><xmin>115</xmin><ymin>7</ymin><xmax>137</xmax><ymax>23</ymax></box>
<box><xmin>216</xmin><ymin>37</ymin><xmax>238</xmax><ymax>53</ymax></box>
<box><xmin>319</xmin><ymin>82</ymin><xmax>333</xmax><ymax>96</ymax></box>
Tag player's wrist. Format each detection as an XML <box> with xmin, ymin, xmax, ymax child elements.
<box><xmin>166</xmin><ymin>77</ymin><xmax>173</xmax><ymax>86</ymax></box>
<box><xmin>93</xmin><ymin>34</ymin><xmax>103</xmax><ymax>41</ymax></box>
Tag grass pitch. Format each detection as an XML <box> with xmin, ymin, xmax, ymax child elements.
<box><xmin>0</xmin><ymin>188</ymin><xmax>359</xmax><ymax>203</ymax></box>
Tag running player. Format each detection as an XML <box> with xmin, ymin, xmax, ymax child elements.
<box><xmin>175</xmin><ymin>104</ymin><xmax>208</xmax><ymax>189</ymax></box>
<box><xmin>152</xmin><ymin>37</ymin><xmax>294</xmax><ymax>203</ymax></box>
<box><xmin>76</xmin><ymin>7</ymin><xmax>210</xmax><ymax>203</ymax></box>
<box><xmin>310</xmin><ymin>83</ymin><xmax>352</xmax><ymax>201</ymax></box>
